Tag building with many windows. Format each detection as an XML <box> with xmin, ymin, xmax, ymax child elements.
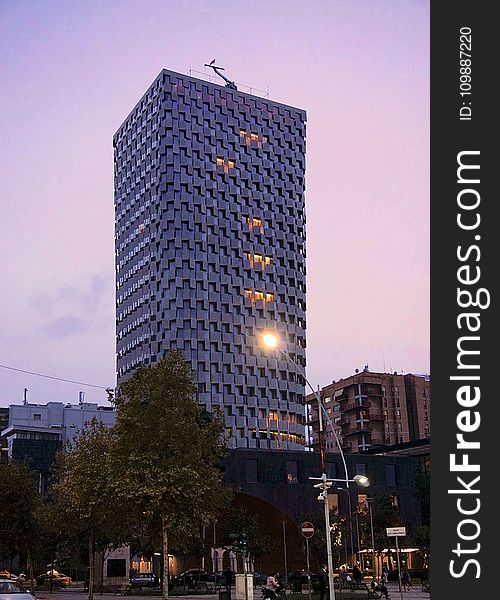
<box><xmin>1</xmin><ymin>400</ymin><xmax>116</xmax><ymax>492</ymax></box>
<box><xmin>114</xmin><ymin>69</ymin><xmax>307</xmax><ymax>450</ymax></box>
<box><xmin>306</xmin><ymin>369</ymin><xmax>430</xmax><ymax>454</ymax></box>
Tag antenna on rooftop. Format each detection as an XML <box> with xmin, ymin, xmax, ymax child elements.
<box><xmin>204</xmin><ymin>59</ymin><xmax>238</xmax><ymax>90</ymax></box>
<box><xmin>23</xmin><ymin>387</ymin><xmax>28</xmax><ymax>405</ymax></box>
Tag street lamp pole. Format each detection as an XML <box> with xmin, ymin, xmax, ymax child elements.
<box><xmin>336</xmin><ymin>487</ymin><xmax>355</xmax><ymax>567</ymax></box>
<box><xmin>312</xmin><ymin>474</ymin><xmax>337</xmax><ymax>600</ymax></box>
<box><xmin>368</xmin><ymin>498</ymin><xmax>377</xmax><ymax>579</ymax></box>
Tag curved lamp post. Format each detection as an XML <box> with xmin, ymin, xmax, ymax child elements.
<box><xmin>261</xmin><ymin>333</ymin><xmax>350</xmax><ymax>484</ymax></box>
<box><xmin>262</xmin><ymin>333</ymin><xmax>371</xmax><ymax>600</ymax></box>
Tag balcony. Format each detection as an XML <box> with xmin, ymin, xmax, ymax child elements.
<box><xmin>343</xmin><ymin>422</ymin><xmax>372</xmax><ymax>435</ymax></box>
<box><xmin>340</xmin><ymin>400</ymin><xmax>372</xmax><ymax>411</ymax></box>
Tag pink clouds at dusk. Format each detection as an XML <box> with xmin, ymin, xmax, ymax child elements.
<box><xmin>0</xmin><ymin>0</ymin><xmax>429</xmax><ymax>405</ymax></box>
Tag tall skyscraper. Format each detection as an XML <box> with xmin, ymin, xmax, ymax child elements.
<box><xmin>114</xmin><ymin>69</ymin><xmax>306</xmax><ymax>450</ymax></box>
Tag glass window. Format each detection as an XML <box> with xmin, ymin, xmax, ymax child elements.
<box><xmin>286</xmin><ymin>461</ymin><xmax>298</xmax><ymax>484</ymax></box>
<box><xmin>355</xmin><ymin>463</ymin><xmax>367</xmax><ymax>476</ymax></box>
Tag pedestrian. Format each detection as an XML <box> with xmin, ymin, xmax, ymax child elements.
<box><xmin>401</xmin><ymin>567</ymin><xmax>412</xmax><ymax>591</ymax></box>
<box><xmin>265</xmin><ymin>573</ymin><xmax>278</xmax><ymax>600</ymax></box>
<box><xmin>352</xmin><ymin>563</ymin><xmax>362</xmax><ymax>585</ymax></box>
<box><xmin>317</xmin><ymin>566</ymin><xmax>328</xmax><ymax>600</ymax></box>
<box><xmin>371</xmin><ymin>578</ymin><xmax>389</xmax><ymax>599</ymax></box>
<box><xmin>224</xmin><ymin>567</ymin><xmax>233</xmax><ymax>600</ymax></box>
<box><xmin>339</xmin><ymin>566</ymin><xmax>349</xmax><ymax>589</ymax></box>
<box><xmin>382</xmin><ymin>564</ymin><xmax>389</xmax><ymax>583</ymax></box>
<box><xmin>275</xmin><ymin>573</ymin><xmax>284</xmax><ymax>595</ymax></box>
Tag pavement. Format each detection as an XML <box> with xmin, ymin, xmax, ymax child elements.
<box><xmin>34</xmin><ymin>583</ymin><xmax>431</xmax><ymax>600</ymax></box>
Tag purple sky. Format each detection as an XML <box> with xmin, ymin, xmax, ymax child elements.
<box><xmin>0</xmin><ymin>0</ymin><xmax>429</xmax><ymax>407</ymax></box>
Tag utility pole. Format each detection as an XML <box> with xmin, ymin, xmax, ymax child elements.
<box><xmin>312</xmin><ymin>474</ymin><xmax>336</xmax><ymax>600</ymax></box>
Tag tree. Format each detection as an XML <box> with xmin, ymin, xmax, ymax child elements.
<box><xmin>51</xmin><ymin>419</ymin><xmax>132</xmax><ymax>600</ymax></box>
<box><xmin>218</xmin><ymin>506</ymin><xmax>271</xmax><ymax>562</ymax></box>
<box><xmin>112</xmin><ymin>351</ymin><xmax>230</xmax><ymax>600</ymax></box>
<box><xmin>0</xmin><ymin>460</ymin><xmax>41</xmax><ymax>589</ymax></box>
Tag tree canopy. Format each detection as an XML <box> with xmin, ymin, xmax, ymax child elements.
<box><xmin>112</xmin><ymin>351</ymin><xmax>230</xmax><ymax>599</ymax></box>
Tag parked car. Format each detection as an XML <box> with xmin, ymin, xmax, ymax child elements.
<box><xmin>287</xmin><ymin>570</ymin><xmax>319</xmax><ymax>585</ymax></box>
<box><xmin>215</xmin><ymin>571</ymin><xmax>235</xmax><ymax>586</ymax></box>
<box><xmin>0</xmin><ymin>580</ymin><xmax>35</xmax><ymax>600</ymax></box>
<box><xmin>173</xmin><ymin>569</ymin><xmax>214</xmax><ymax>587</ymax></box>
<box><xmin>36</xmin><ymin>571</ymin><xmax>72</xmax><ymax>588</ymax></box>
<box><xmin>129</xmin><ymin>573</ymin><xmax>158</xmax><ymax>587</ymax></box>
<box><xmin>253</xmin><ymin>573</ymin><xmax>267</xmax><ymax>586</ymax></box>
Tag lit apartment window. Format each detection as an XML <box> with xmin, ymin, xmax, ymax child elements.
<box><xmin>244</xmin><ymin>289</ymin><xmax>275</xmax><ymax>305</ymax></box>
<box><xmin>216</xmin><ymin>157</ymin><xmax>236</xmax><ymax>173</ymax></box>
<box><xmin>245</xmin><ymin>253</ymin><xmax>272</xmax><ymax>269</ymax></box>
<box><xmin>246</xmin><ymin>217</ymin><xmax>264</xmax><ymax>232</ymax></box>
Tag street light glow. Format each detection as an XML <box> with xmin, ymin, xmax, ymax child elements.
<box><xmin>262</xmin><ymin>333</ymin><xmax>279</xmax><ymax>348</ymax></box>
<box><xmin>353</xmin><ymin>474</ymin><xmax>370</xmax><ymax>487</ymax></box>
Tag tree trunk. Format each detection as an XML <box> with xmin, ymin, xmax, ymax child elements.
<box><xmin>162</xmin><ymin>519</ymin><xmax>169</xmax><ymax>600</ymax></box>
<box><xmin>88</xmin><ymin>535</ymin><xmax>95</xmax><ymax>600</ymax></box>
<box><xmin>26</xmin><ymin>547</ymin><xmax>35</xmax><ymax>595</ymax></box>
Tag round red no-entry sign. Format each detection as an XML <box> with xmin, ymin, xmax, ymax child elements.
<box><xmin>301</xmin><ymin>522</ymin><xmax>315</xmax><ymax>538</ymax></box>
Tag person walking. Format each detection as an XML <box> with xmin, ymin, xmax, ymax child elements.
<box><xmin>401</xmin><ymin>567</ymin><xmax>413</xmax><ymax>591</ymax></box>
<box><xmin>382</xmin><ymin>564</ymin><xmax>389</xmax><ymax>583</ymax></box>
<box><xmin>223</xmin><ymin>567</ymin><xmax>233</xmax><ymax>600</ymax></box>
<box><xmin>265</xmin><ymin>573</ymin><xmax>278</xmax><ymax>600</ymax></box>
<box><xmin>352</xmin><ymin>563</ymin><xmax>362</xmax><ymax>586</ymax></box>
<box><xmin>318</xmin><ymin>566</ymin><xmax>328</xmax><ymax>600</ymax></box>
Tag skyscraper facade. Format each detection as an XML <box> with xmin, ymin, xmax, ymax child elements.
<box><xmin>114</xmin><ymin>69</ymin><xmax>306</xmax><ymax>450</ymax></box>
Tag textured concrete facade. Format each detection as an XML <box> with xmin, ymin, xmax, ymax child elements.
<box><xmin>114</xmin><ymin>70</ymin><xmax>306</xmax><ymax>450</ymax></box>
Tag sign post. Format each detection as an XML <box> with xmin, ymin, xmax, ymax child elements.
<box><xmin>301</xmin><ymin>522</ymin><xmax>315</xmax><ymax>600</ymax></box>
<box><xmin>386</xmin><ymin>527</ymin><xmax>406</xmax><ymax>600</ymax></box>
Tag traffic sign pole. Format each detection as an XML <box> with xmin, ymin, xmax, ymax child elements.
<box><xmin>395</xmin><ymin>535</ymin><xmax>403</xmax><ymax>600</ymax></box>
<box><xmin>386</xmin><ymin>527</ymin><xmax>405</xmax><ymax>600</ymax></box>
<box><xmin>305</xmin><ymin>537</ymin><xmax>311</xmax><ymax>600</ymax></box>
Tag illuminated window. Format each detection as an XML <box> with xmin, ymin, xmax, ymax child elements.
<box><xmin>269</xmin><ymin>410</ymin><xmax>279</xmax><ymax>422</ymax></box>
<box><xmin>328</xmin><ymin>493</ymin><xmax>339</xmax><ymax>514</ymax></box>
<box><xmin>265</xmin><ymin>292</ymin><xmax>274</xmax><ymax>302</ymax></box>
<box><xmin>246</xmin><ymin>217</ymin><xmax>264</xmax><ymax>232</ymax></box>
<box><xmin>357</xmin><ymin>494</ymin><xmax>368</xmax><ymax>510</ymax></box>
<box><xmin>244</xmin><ymin>288</ymin><xmax>275</xmax><ymax>305</ymax></box>
<box><xmin>286</xmin><ymin>461</ymin><xmax>298</xmax><ymax>484</ymax></box>
<box><xmin>246</xmin><ymin>253</ymin><xmax>272</xmax><ymax>269</ymax></box>
<box><xmin>216</xmin><ymin>157</ymin><xmax>236</xmax><ymax>173</ymax></box>
<box><xmin>240</xmin><ymin>129</ymin><xmax>266</xmax><ymax>147</ymax></box>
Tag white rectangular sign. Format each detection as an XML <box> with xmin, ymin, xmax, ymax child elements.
<box><xmin>386</xmin><ymin>526</ymin><xmax>406</xmax><ymax>537</ymax></box>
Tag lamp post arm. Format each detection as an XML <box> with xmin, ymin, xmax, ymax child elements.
<box><xmin>279</xmin><ymin>349</ymin><xmax>350</xmax><ymax>486</ymax></box>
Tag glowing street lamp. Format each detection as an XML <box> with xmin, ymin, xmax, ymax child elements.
<box><xmin>261</xmin><ymin>332</ymin><xmax>350</xmax><ymax>484</ymax></box>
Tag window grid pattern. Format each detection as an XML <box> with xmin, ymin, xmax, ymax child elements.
<box><xmin>114</xmin><ymin>69</ymin><xmax>307</xmax><ymax>450</ymax></box>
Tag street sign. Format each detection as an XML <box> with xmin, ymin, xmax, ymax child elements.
<box><xmin>386</xmin><ymin>526</ymin><xmax>406</xmax><ymax>537</ymax></box>
<box><xmin>301</xmin><ymin>522</ymin><xmax>315</xmax><ymax>538</ymax></box>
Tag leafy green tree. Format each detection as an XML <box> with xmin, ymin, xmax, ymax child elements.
<box><xmin>0</xmin><ymin>460</ymin><xmax>41</xmax><ymax>589</ymax></box>
<box><xmin>218</xmin><ymin>506</ymin><xmax>271</xmax><ymax>561</ymax></box>
<box><xmin>51</xmin><ymin>419</ymin><xmax>132</xmax><ymax>600</ymax></box>
<box><xmin>112</xmin><ymin>351</ymin><xmax>230</xmax><ymax>600</ymax></box>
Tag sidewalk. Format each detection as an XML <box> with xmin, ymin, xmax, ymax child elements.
<box><xmin>34</xmin><ymin>584</ymin><xmax>431</xmax><ymax>600</ymax></box>
<box><xmin>385</xmin><ymin>582</ymin><xmax>430</xmax><ymax>600</ymax></box>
